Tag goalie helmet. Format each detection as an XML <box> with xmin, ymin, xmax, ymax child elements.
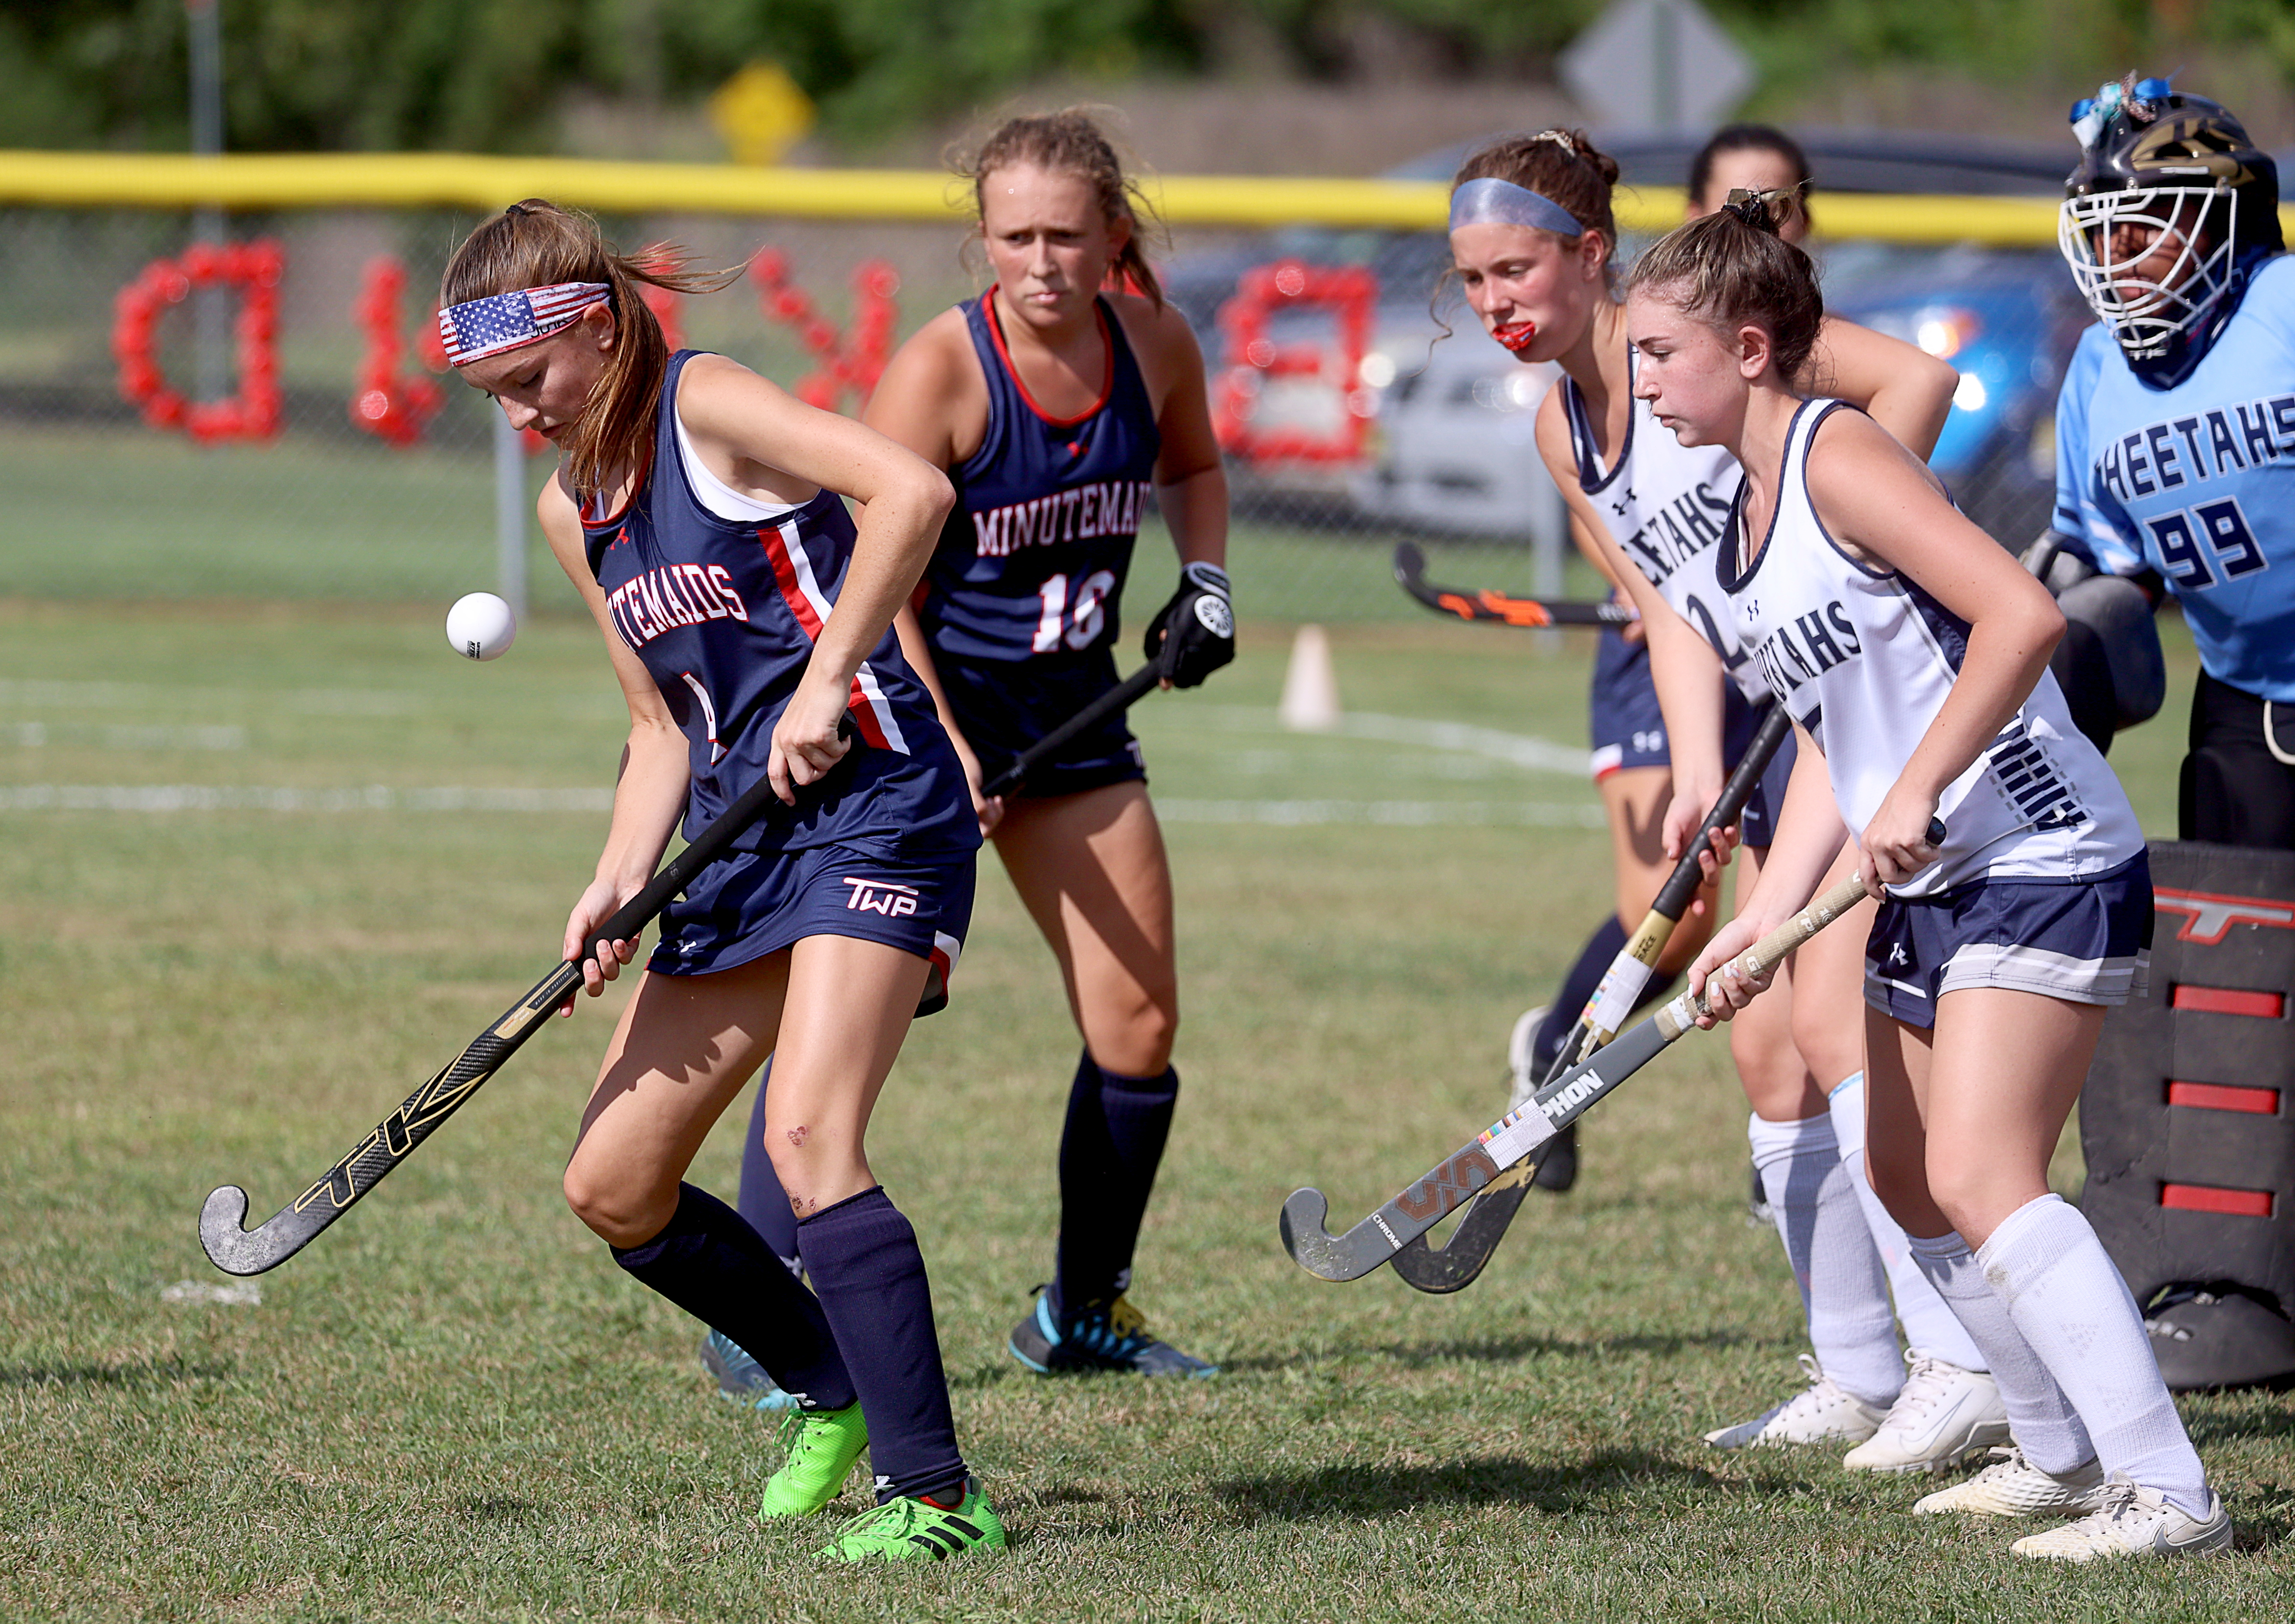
<box><xmin>2059</xmin><ymin>77</ymin><xmax>2282</xmax><ymax>382</ymax></box>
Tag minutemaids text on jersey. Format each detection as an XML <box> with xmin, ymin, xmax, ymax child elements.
<box><xmin>581</xmin><ymin>351</ymin><xmax>977</xmax><ymax>858</ymax></box>
<box><xmin>1722</xmin><ymin>400</ymin><xmax>2144</xmax><ymax>897</ymax></box>
<box><xmin>1565</xmin><ymin>357</ymin><xmax>1765</xmax><ymax>700</ymax></box>
<box><xmin>2055</xmin><ymin>252</ymin><xmax>2295</xmax><ymax>702</ymax></box>
<box><xmin>919</xmin><ymin>295</ymin><xmax>1161</xmax><ymax>665</ymax></box>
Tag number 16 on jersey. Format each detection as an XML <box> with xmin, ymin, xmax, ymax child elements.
<box><xmin>1034</xmin><ymin>569</ymin><xmax>1118</xmax><ymax>653</ymax></box>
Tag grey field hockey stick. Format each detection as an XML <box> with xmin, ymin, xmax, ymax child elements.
<box><xmin>1281</xmin><ymin>864</ymin><xmax>1907</xmax><ymax>1284</ymax></box>
<box><xmin>1391</xmin><ymin>700</ymin><xmax>1796</xmax><ymax>1293</ymax></box>
<box><xmin>980</xmin><ymin>661</ymin><xmax>1163</xmax><ymax>799</ymax></box>
<box><xmin>199</xmin><ymin>723</ymin><xmax>854</xmax><ymax>1277</ymax></box>
<box><xmin>1392</xmin><ymin>540</ymin><xmax>1636</xmax><ymax>629</ymax></box>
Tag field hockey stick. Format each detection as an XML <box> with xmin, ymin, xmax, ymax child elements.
<box><xmin>1390</xmin><ymin>700</ymin><xmax>1796</xmax><ymax>1293</ymax></box>
<box><xmin>1392</xmin><ymin>540</ymin><xmax>1636</xmax><ymax>630</ymax></box>
<box><xmin>1282</xmin><ymin>867</ymin><xmax>1895</xmax><ymax>1284</ymax></box>
<box><xmin>979</xmin><ymin>661</ymin><xmax>1163</xmax><ymax>800</ymax></box>
<box><xmin>199</xmin><ymin>723</ymin><xmax>854</xmax><ymax>1277</ymax></box>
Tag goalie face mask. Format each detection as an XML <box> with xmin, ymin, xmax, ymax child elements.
<box><xmin>2058</xmin><ymin>81</ymin><xmax>2281</xmax><ymax>384</ymax></box>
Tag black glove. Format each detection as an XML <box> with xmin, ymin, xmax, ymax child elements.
<box><xmin>1143</xmin><ymin>561</ymin><xmax>1233</xmax><ymax>688</ymax></box>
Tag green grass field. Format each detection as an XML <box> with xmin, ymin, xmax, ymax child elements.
<box><xmin>2</xmin><ymin>597</ymin><xmax>2288</xmax><ymax>1623</ymax></box>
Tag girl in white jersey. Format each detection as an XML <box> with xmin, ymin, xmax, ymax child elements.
<box><xmin>1451</xmin><ymin>131</ymin><xmax>1995</xmax><ymax>1468</ymax></box>
<box><xmin>1649</xmin><ymin>193</ymin><xmax>2227</xmax><ymax>1562</ymax></box>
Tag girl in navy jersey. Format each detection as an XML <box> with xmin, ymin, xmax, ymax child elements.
<box><xmin>440</xmin><ymin>200</ymin><xmax>1003</xmax><ymax>1563</ymax></box>
<box><xmin>730</xmin><ymin>109</ymin><xmax>1228</xmax><ymax>1379</ymax></box>
<box><xmin>1652</xmin><ymin>194</ymin><xmax>2227</xmax><ymax>1561</ymax></box>
<box><xmin>1451</xmin><ymin>131</ymin><xmax>2002</xmax><ymax>1468</ymax></box>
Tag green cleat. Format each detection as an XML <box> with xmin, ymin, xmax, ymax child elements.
<box><xmin>816</xmin><ymin>1478</ymin><xmax>1006</xmax><ymax>1563</ymax></box>
<box><xmin>757</xmin><ymin>1401</ymin><xmax>868</xmax><ymax>1520</ymax></box>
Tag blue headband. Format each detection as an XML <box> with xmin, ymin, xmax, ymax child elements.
<box><xmin>1449</xmin><ymin>177</ymin><xmax>1584</xmax><ymax>238</ymax></box>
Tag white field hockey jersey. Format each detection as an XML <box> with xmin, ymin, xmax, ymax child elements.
<box><xmin>1564</xmin><ymin>362</ymin><xmax>1767</xmax><ymax>701</ymax></box>
<box><xmin>1719</xmin><ymin>399</ymin><xmax>2144</xmax><ymax>897</ymax></box>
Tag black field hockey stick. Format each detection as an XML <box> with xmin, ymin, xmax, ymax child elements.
<box><xmin>199</xmin><ymin>723</ymin><xmax>855</xmax><ymax>1277</ymax></box>
<box><xmin>1391</xmin><ymin>700</ymin><xmax>1796</xmax><ymax>1293</ymax></box>
<box><xmin>1392</xmin><ymin>540</ymin><xmax>1636</xmax><ymax>630</ymax></box>
<box><xmin>980</xmin><ymin>661</ymin><xmax>1163</xmax><ymax>800</ymax></box>
<box><xmin>1282</xmin><ymin>867</ymin><xmax>1898</xmax><ymax>1284</ymax></box>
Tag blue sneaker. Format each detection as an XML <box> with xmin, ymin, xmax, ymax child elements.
<box><xmin>1007</xmin><ymin>1289</ymin><xmax>1216</xmax><ymax>1377</ymax></box>
<box><xmin>700</xmin><ymin>1330</ymin><xmax>800</xmax><ymax>1412</ymax></box>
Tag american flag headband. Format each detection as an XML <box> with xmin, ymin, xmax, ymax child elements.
<box><xmin>439</xmin><ymin>281</ymin><xmax>613</xmax><ymax>367</ymax></box>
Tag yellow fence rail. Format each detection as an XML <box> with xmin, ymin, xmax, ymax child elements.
<box><xmin>0</xmin><ymin>149</ymin><xmax>2105</xmax><ymax>246</ymax></box>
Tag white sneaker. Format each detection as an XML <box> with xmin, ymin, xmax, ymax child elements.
<box><xmin>1912</xmin><ymin>1445</ymin><xmax>2107</xmax><ymax>1517</ymax></box>
<box><xmin>1506</xmin><ymin>1006</ymin><xmax>1550</xmax><ymax>1111</ymax></box>
<box><xmin>2009</xmin><ymin>1474</ymin><xmax>2233</xmax><ymax>1561</ymax></box>
<box><xmin>1703</xmin><ymin>1354</ymin><xmax>1888</xmax><ymax>1449</ymax></box>
<box><xmin>1842</xmin><ymin>1350</ymin><xmax>2011</xmax><ymax>1474</ymax></box>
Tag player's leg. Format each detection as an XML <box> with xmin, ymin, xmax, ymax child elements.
<box><xmin>1705</xmin><ymin>846</ymin><xmax>1900</xmax><ymax>1449</ymax></box>
<box><xmin>700</xmin><ymin>1055</ymin><xmax>804</xmax><ymax>1411</ymax></box>
<box><xmin>991</xmin><ymin>780</ymin><xmax>1208</xmax><ymax>1376</ymax></box>
<box><xmin>1916</xmin><ymin>985</ymin><xmax>2224</xmax><ymax>1558</ymax></box>
<box><xmin>1866</xmin><ymin>1004</ymin><xmax>2107</xmax><ymax>1518</ymax></box>
<box><xmin>562</xmin><ymin>955</ymin><xmax>862</xmax><ymax>1437</ymax></box>
<box><xmin>760</xmin><ymin>934</ymin><xmax>982</xmax><ymax>1526</ymax></box>
<box><xmin>1778</xmin><ymin>847</ymin><xmax>2008</xmax><ymax>1475</ymax></box>
<box><xmin>2181</xmin><ymin>671</ymin><xmax>2295</xmax><ymax>850</ymax></box>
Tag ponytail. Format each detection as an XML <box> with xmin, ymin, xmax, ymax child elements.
<box><xmin>1628</xmin><ymin>186</ymin><xmax>1824</xmax><ymax>380</ymax></box>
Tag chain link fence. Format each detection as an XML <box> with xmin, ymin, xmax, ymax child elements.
<box><xmin>0</xmin><ymin>202</ymin><xmax>2079</xmax><ymax>627</ymax></box>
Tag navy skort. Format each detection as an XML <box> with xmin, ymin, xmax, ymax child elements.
<box><xmin>650</xmin><ymin>839</ymin><xmax>976</xmax><ymax>1016</ymax></box>
<box><xmin>937</xmin><ymin>648</ymin><xmax>1147</xmax><ymax>800</ymax></box>
<box><xmin>1864</xmin><ymin>852</ymin><xmax>2153</xmax><ymax>1029</ymax></box>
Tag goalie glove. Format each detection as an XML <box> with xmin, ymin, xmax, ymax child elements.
<box><xmin>1144</xmin><ymin>560</ymin><xmax>1234</xmax><ymax>688</ymax></box>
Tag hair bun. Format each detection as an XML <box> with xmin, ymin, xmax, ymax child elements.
<box><xmin>1720</xmin><ymin>187</ymin><xmax>1802</xmax><ymax>235</ymax></box>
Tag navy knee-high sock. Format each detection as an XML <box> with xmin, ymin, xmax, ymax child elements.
<box><xmin>609</xmin><ymin>1184</ymin><xmax>856</xmax><ymax>1411</ymax></box>
<box><xmin>1534</xmin><ymin>914</ymin><xmax>1678</xmax><ymax>1077</ymax></box>
<box><xmin>736</xmin><ymin>1057</ymin><xmax>801</xmax><ymax>1272</ymax></box>
<box><xmin>1053</xmin><ymin>1049</ymin><xmax>1180</xmax><ymax>1317</ymax></box>
<box><xmin>796</xmin><ymin>1187</ymin><xmax>966</xmax><ymax>1504</ymax></box>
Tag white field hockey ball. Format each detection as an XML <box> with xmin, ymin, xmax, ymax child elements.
<box><xmin>446</xmin><ymin>592</ymin><xmax>517</xmax><ymax>661</ymax></box>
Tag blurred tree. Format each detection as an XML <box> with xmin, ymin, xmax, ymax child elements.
<box><xmin>0</xmin><ymin>0</ymin><xmax>2285</xmax><ymax>154</ymax></box>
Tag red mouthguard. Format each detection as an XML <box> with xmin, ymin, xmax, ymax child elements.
<box><xmin>1492</xmin><ymin>320</ymin><xmax>1538</xmax><ymax>353</ymax></box>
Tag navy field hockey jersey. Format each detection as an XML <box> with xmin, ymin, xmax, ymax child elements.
<box><xmin>918</xmin><ymin>295</ymin><xmax>1161</xmax><ymax>664</ymax></box>
<box><xmin>581</xmin><ymin>351</ymin><xmax>977</xmax><ymax>858</ymax></box>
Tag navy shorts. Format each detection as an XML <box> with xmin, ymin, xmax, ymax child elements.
<box><xmin>1725</xmin><ymin>693</ymin><xmax>1797</xmax><ymax>850</ymax></box>
<box><xmin>650</xmin><ymin>840</ymin><xmax>976</xmax><ymax>1015</ymax></box>
<box><xmin>1864</xmin><ymin>853</ymin><xmax>2153</xmax><ymax>1029</ymax></box>
<box><xmin>937</xmin><ymin>649</ymin><xmax>1147</xmax><ymax>800</ymax></box>
<box><xmin>1588</xmin><ymin>626</ymin><xmax>1667</xmax><ymax>780</ymax></box>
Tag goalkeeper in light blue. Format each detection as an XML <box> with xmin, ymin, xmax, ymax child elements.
<box><xmin>2051</xmin><ymin>75</ymin><xmax>2295</xmax><ymax>849</ymax></box>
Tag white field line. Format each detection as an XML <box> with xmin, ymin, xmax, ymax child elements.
<box><xmin>0</xmin><ymin>677</ymin><xmax>419</xmax><ymax>715</ymax></box>
<box><xmin>1192</xmin><ymin>705</ymin><xmax>1590</xmax><ymax>777</ymax></box>
<box><xmin>7</xmin><ymin>721</ymin><xmax>247</xmax><ymax>750</ymax></box>
<box><xmin>1158</xmin><ymin>799</ymin><xmax>1605</xmax><ymax>827</ymax></box>
<box><xmin>0</xmin><ymin>784</ymin><xmax>613</xmax><ymax>813</ymax></box>
<box><xmin>0</xmin><ymin>784</ymin><xmax>1605</xmax><ymax>827</ymax></box>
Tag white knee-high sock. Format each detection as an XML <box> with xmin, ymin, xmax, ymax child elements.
<box><xmin>1748</xmin><ymin>1112</ymin><xmax>1903</xmax><ymax>1408</ymax></box>
<box><xmin>1826</xmin><ymin>1073</ymin><xmax>1989</xmax><ymax>1373</ymax></box>
<box><xmin>1979</xmin><ymin>1194</ymin><xmax>2210</xmax><ymax>1516</ymax></box>
<box><xmin>1905</xmin><ymin>1227</ymin><xmax>2093</xmax><ymax>1474</ymax></box>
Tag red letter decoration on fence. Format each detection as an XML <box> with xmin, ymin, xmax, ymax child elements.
<box><xmin>112</xmin><ymin>239</ymin><xmax>286</xmax><ymax>443</ymax></box>
<box><xmin>1211</xmin><ymin>260</ymin><xmax>1378</xmax><ymax>466</ymax></box>
<box><xmin>349</xmin><ymin>257</ymin><xmax>443</xmax><ymax>447</ymax></box>
<box><xmin>749</xmin><ymin>251</ymin><xmax>900</xmax><ymax>411</ymax></box>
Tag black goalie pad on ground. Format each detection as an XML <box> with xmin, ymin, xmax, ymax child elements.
<box><xmin>2080</xmin><ymin>842</ymin><xmax>2295</xmax><ymax>1390</ymax></box>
